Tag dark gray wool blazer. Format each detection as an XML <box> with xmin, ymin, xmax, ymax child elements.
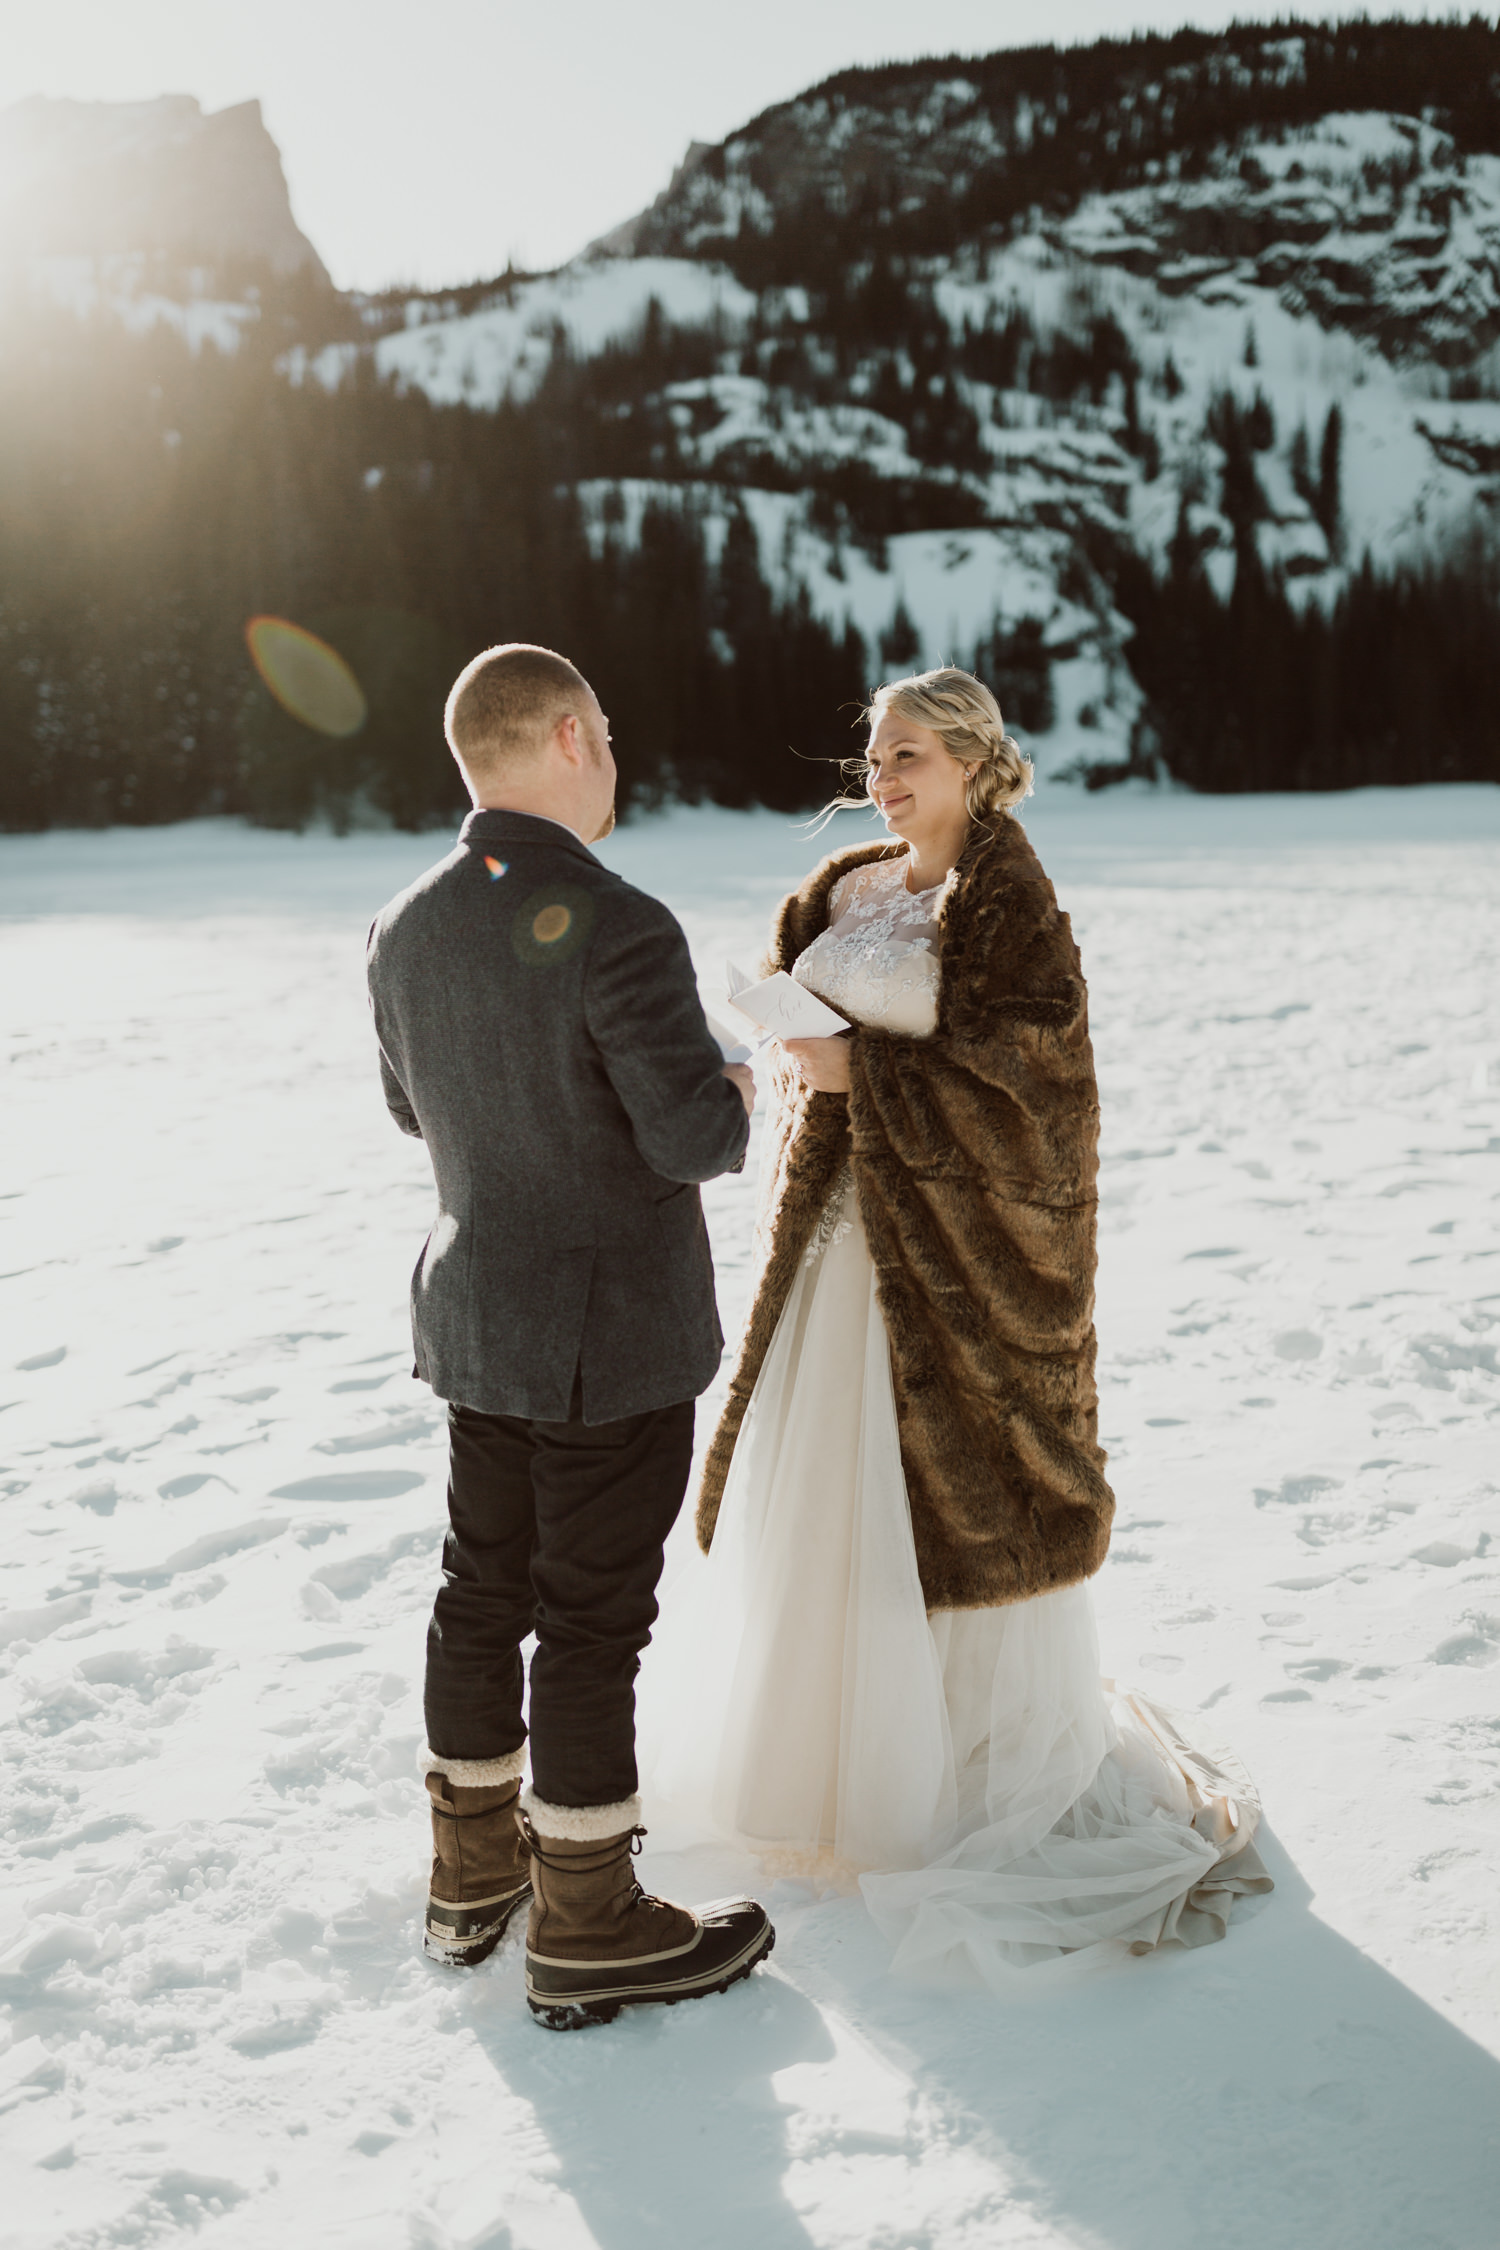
<box><xmin>366</xmin><ymin>808</ymin><xmax>749</xmax><ymax>1424</ymax></box>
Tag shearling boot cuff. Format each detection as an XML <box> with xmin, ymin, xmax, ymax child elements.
<box><xmin>520</xmin><ymin>1787</ymin><xmax>642</xmax><ymax>1841</ymax></box>
<box><xmin>423</xmin><ymin>1746</ymin><xmax>527</xmax><ymax>1789</ymax></box>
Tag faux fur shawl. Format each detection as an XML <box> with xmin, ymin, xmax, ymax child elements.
<box><xmin>696</xmin><ymin>811</ymin><xmax>1115</xmax><ymax>1611</ymax></box>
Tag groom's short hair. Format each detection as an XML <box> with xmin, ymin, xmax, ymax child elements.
<box><xmin>445</xmin><ymin>643</ymin><xmax>595</xmax><ymax>777</ymax></box>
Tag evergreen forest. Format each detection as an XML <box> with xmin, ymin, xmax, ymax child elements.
<box><xmin>6</xmin><ymin>14</ymin><xmax>1500</xmax><ymax>830</ymax></box>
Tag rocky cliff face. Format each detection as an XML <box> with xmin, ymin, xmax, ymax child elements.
<box><xmin>0</xmin><ymin>94</ymin><xmax>329</xmax><ymax>282</ymax></box>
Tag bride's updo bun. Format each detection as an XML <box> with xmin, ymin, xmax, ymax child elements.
<box><xmin>869</xmin><ymin>666</ymin><xmax>1034</xmax><ymax>820</ymax></box>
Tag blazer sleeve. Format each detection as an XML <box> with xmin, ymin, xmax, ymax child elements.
<box><xmin>376</xmin><ymin>1040</ymin><xmax>423</xmax><ymax>1140</ymax></box>
<box><xmin>584</xmin><ymin>890</ymin><xmax>750</xmax><ymax>1183</ymax></box>
<box><xmin>366</xmin><ymin>916</ymin><xmax>423</xmax><ymax>1140</ymax></box>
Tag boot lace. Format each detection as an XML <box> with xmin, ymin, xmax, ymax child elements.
<box><xmin>520</xmin><ymin>1819</ymin><xmax>648</xmax><ymax>1878</ymax></box>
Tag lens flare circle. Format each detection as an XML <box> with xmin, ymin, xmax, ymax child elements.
<box><xmin>511</xmin><ymin>886</ymin><xmax>594</xmax><ymax>968</ymax></box>
<box><xmin>532</xmin><ymin>904</ymin><xmax>572</xmax><ymax>944</ymax></box>
<box><xmin>246</xmin><ymin>615</ymin><xmax>368</xmax><ymax>739</ymax></box>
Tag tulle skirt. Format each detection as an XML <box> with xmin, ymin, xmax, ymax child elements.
<box><xmin>638</xmin><ymin>1175</ymin><xmax>1271</xmax><ymax>1989</ymax></box>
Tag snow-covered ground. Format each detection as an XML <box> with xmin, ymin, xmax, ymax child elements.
<box><xmin>3</xmin><ymin>786</ymin><xmax>1499</xmax><ymax>2250</ymax></box>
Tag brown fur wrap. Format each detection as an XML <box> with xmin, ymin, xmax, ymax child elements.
<box><xmin>696</xmin><ymin>811</ymin><xmax>1114</xmax><ymax>1610</ymax></box>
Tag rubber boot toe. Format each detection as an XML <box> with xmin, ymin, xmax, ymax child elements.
<box><xmin>526</xmin><ymin>1894</ymin><xmax>774</xmax><ymax>2027</ymax></box>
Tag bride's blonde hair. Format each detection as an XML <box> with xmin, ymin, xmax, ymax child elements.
<box><xmin>802</xmin><ymin>664</ymin><xmax>1033</xmax><ymax>837</ymax></box>
<box><xmin>868</xmin><ymin>666</ymin><xmax>1034</xmax><ymax>821</ymax></box>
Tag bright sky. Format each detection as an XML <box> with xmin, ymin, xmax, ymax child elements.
<box><xmin>0</xmin><ymin>1</ymin><xmax>1459</xmax><ymax>290</ymax></box>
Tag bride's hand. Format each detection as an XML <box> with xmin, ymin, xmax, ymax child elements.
<box><xmin>780</xmin><ymin>1034</ymin><xmax>851</xmax><ymax>1094</ymax></box>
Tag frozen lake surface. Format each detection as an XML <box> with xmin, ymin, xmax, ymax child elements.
<box><xmin>2</xmin><ymin>785</ymin><xmax>1499</xmax><ymax>2249</ymax></box>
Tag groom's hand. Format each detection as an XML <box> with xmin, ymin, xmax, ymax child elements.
<box><xmin>780</xmin><ymin>1035</ymin><xmax>851</xmax><ymax>1095</ymax></box>
<box><xmin>723</xmin><ymin>1063</ymin><xmax>756</xmax><ymax>1116</ymax></box>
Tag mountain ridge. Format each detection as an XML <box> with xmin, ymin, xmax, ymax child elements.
<box><xmin>621</xmin><ymin>20</ymin><xmax>1500</xmax><ymax>276</ymax></box>
<box><xmin>5</xmin><ymin>20</ymin><xmax>1500</xmax><ymax>830</ymax></box>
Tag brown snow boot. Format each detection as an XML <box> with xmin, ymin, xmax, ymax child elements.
<box><xmin>519</xmin><ymin>1804</ymin><xmax>773</xmax><ymax>2030</ymax></box>
<box><xmin>423</xmin><ymin>1770</ymin><xmax>532</xmax><ymax>1966</ymax></box>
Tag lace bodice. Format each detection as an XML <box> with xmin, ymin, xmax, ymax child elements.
<box><xmin>792</xmin><ymin>856</ymin><xmax>943</xmax><ymax>1037</ymax></box>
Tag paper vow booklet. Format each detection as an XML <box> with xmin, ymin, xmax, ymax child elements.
<box><xmin>705</xmin><ymin>1014</ymin><xmax>755</xmax><ymax>1065</ymax></box>
<box><xmin>722</xmin><ymin>961</ymin><xmax>849</xmax><ymax>1042</ymax></box>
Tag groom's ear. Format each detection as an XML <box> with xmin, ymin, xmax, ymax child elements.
<box><xmin>552</xmin><ymin>711</ymin><xmax>587</xmax><ymax>767</ymax></box>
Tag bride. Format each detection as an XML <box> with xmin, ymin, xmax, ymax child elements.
<box><xmin>641</xmin><ymin>665</ymin><xmax>1271</xmax><ymax>1988</ymax></box>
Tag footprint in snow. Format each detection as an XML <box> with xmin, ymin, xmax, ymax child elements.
<box><xmin>111</xmin><ymin>1518</ymin><xmax>288</xmax><ymax>1587</ymax></box>
<box><xmin>75</xmin><ymin>1644</ymin><xmax>215</xmax><ymax>1691</ymax></box>
<box><xmin>0</xmin><ymin>1920</ymin><xmax>104</xmax><ymax>1998</ymax></box>
<box><xmin>271</xmin><ymin>1470</ymin><xmax>425</xmax><ymax>1502</ymax></box>
<box><xmin>1431</xmin><ymin>1618</ymin><xmax>1500</xmax><ymax>1668</ymax></box>
<box><xmin>315</xmin><ymin>1416</ymin><xmax>435</xmax><ymax>1454</ymax></box>
<box><xmin>168</xmin><ymin>1570</ymin><xmax>227</xmax><ymax>1609</ymax></box>
<box><xmin>303</xmin><ymin>1527</ymin><xmax>439</xmax><ymax>1604</ymax></box>
<box><xmin>18</xmin><ymin>1647</ymin><xmax>205</xmax><ymax>1729</ymax></box>
<box><xmin>69</xmin><ymin>1478</ymin><xmax>126</xmax><ymax>1515</ymax></box>
<box><xmin>230</xmin><ymin>2004</ymin><xmax>333</xmax><ymax>2056</ymax></box>
<box><xmin>1255</xmin><ymin>1475</ymin><xmax>1342</xmax><ymax>1508</ymax></box>
<box><xmin>0</xmin><ymin>1590</ymin><xmax>93</xmax><ymax>1651</ymax></box>
<box><xmin>1412</xmin><ymin>1539</ymin><xmax>1489</xmax><ymax>1567</ymax></box>
<box><xmin>1407</xmin><ymin>1333</ymin><xmax>1500</xmax><ymax>1377</ymax></box>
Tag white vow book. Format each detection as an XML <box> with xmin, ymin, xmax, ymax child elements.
<box><xmin>704</xmin><ymin>1013</ymin><xmax>755</xmax><ymax>1065</ymax></box>
<box><xmin>722</xmin><ymin>961</ymin><xmax>849</xmax><ymax>1042</ymax></box>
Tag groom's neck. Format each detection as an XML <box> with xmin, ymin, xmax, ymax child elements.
<box><xmin>481</xmin><ymin>801</ymin><xmax>583</xmax><ymax>844</ymax></box>
<box><xmin>469</xmin><ymin>779</ymin><xmax>584</xmax><ymax>840</ymax></box>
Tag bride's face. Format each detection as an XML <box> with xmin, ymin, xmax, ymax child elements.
<box><xmin>865</xmin><ymin>709</ymin><xmax>967</xmax><ymax>840</ymax></box>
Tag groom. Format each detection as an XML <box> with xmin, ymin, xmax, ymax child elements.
<box><xmin>366</xmin><ymin>642</ymin><xmax>772</xmax><ymax>2028</ymax></box>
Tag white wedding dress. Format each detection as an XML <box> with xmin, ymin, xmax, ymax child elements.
<box><xmin>640</xmin><ymin>856</ymin><xmax>1271</xmax><ymax>1989</ymax></box>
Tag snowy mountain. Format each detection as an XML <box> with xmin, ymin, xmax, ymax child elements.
<box><xmin>335</xmin><ymin>22</ymin><xmax>1500</xmax><ymax>788</ymax></box>
<box><xmin>6</xmin><ymin>21</ymin><xmax>1500</xmax><ymax>830</ymax></box>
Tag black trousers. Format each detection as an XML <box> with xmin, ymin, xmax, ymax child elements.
<box><xmin>424</xmin><ymin>1391</ymin><xmax>695</xmax><ymax>1809</ymax></box>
